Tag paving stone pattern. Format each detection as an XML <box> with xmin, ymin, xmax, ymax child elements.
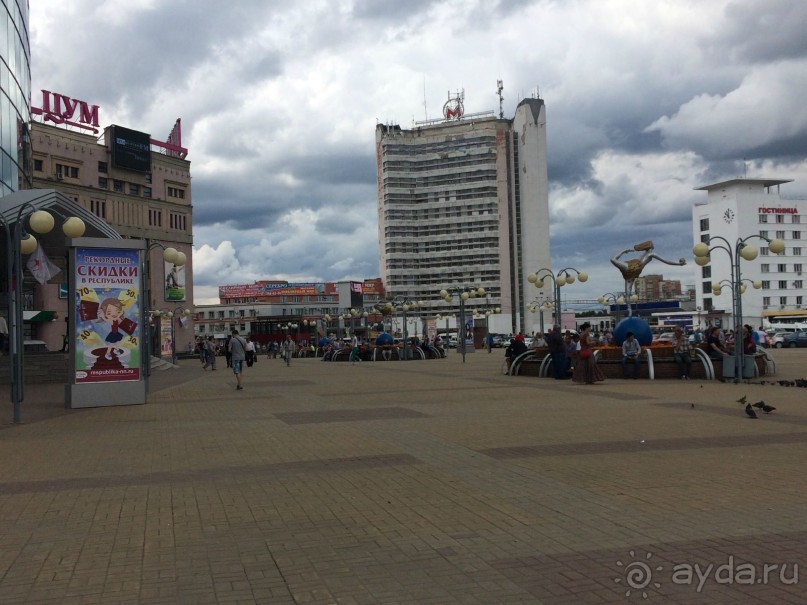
<box><xmin>1</xmin><ymin>350</ymin><xmax>807</xmax><ymax>603</ymax></box>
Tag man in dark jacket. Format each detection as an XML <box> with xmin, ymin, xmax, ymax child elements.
<box><xmin>505</xmin><ymin>333</ymin><xmax>528</xmax><ymax>370</ymax></box>
<box><xmin>546</xmin><ymin>325</ymin><xmax>567</xmax><ymax>379</ymax></box>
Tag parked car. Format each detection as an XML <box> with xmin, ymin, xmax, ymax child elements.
<box><xmin>490</xmin><ymin>334</ymin><xmax>505</xmax><ymax>348</ymax></box>
<box><xmin>652</xmin><ymin>332</ymin><xmax>675</xmax><ymax>345</ymax></box>
<box><xmin>781</xmin><ymin>331</ymin><xmax>807</xmax><ymax>348</ymax></box>
<box><xmin>771</xmin><ymin>332</ymin><xmax>791</xmax><ymax>348</ymax></box>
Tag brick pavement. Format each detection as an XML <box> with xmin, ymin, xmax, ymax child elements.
<box><xmin>1</xmin><ymin>349</ymin><xmax>806</xmax><ymax>603</ymax></box>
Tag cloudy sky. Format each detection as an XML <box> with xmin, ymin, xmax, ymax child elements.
<box><xmin>30</xmin><ymin>0</ymin><xmax>807</xmax><ymax>304</ymax></box>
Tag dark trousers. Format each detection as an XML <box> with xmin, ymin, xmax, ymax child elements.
<box><xmin>551</xmin><ymin>351</ymin><xmax>567</xmax><ymax>379</ymax></box>
<box><xmin>674</xmin><ymin>352</ymin><xmax>692</xmax><ymax>377</ymax></box>
<box><xmin>622</xmin><ymin>356</ymin><xmax>640</xmax><ymax>377</ymax></box>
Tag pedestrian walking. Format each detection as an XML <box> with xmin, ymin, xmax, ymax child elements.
<box><xmin>202</xmin><ymin>336</ymin><xmax>217</xmax><ymax>371</ymax></box>
<box><xmin>228</xmin><ymin>329</ymin><xmax>247</xmax><ymax>390</ymax></box>
<box><xmin>281</xmin><ymin>334</ymin><xmax>294</xmax><ymax>366</ymax></box>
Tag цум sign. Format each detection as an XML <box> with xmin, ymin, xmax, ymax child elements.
<box><xmin>31</xmin><ymin>90</ymin><xmax>100</xmax><ymax>133</ymax></box>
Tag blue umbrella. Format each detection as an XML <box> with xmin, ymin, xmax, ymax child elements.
<box><xmin>318</xmin><ymin>337</ymin><xmax>331</xmax><ymax>347</ymax></box>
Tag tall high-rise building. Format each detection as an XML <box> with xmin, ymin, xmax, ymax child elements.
<box><xmin>0</xmin><ymin>0</ymin><xmax>31</xmax><ymax>195</ymax></box>
<box><xmin>375</xmin><ymin>95</ymin><xmax>550</xmax><ymax>333</ymax></box>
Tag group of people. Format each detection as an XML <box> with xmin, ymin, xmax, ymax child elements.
<box><xmin>506</xmin><ymin>323</ymin><xmax>606</xmax><ymax>384</ymax></box>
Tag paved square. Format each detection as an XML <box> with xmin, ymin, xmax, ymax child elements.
<box><xmin>2</xmin><ymin>349</ymin><xmax>806</xmax><ymax>603</ymax></box>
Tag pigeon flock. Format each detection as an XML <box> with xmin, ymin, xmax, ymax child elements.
<box><xmin>737</xmin><ymin>395</ymin><xmax>777</xmax><ymax>419</ymax></box>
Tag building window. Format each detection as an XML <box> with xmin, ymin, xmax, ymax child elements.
<box><xmin>148</xmin><ymin>208</ymin><xmax>162</xmax><ymax>227</ymax></box>
<box><xmin>113</xmin><ymin>180</ymin><xmax>124</xmax><ymax>193</ymax></box>
<box><xmin>776</xmin><ymin>230</ymin><xmax>786</xmax><ymax>239</ymax></box>
<box><xmin>759</xmin><ymin>214</ymin><xmax>768</xmax><ymax>223</ymax></box>
<box><xmin>167</xmin><ymin>186</ymin><xmax>186</xmax><ymax>199</ymax></box>
<box><xmin>793</xmin><ymin>231</ymin><xmax>802</xmax><ymax>240</ymax></box>
<box><xmin>797</xmin><ymin>296</ymin><xmax>803</xmax><ymax>306</ymax></box>
<box><xmin>779</xmin><ymin>280</ymin><xmax>787</xmax><ymax>289</ymax></box>
<box><xmin>146</xmin><ymin>173</ymin><xmax>152</xmax><ymax>184</ymax></box>
<box><xmin>776</xmin><ymin>214</ymin><xmax>785</xmax><ymax>223</ymax></box>
<box><xmin>143</xmin><ymin>187</ymin><xmax>152</xmax><ymax>198</ymax></box>
<box><xmin>699</xmin><ymin>218</ymin><xmax>709</xmax><ymax>231</ymax></box>
<box><xmin>778</xmin><ymin>263</ymin><xmax>787</xmax><ymax>272</ymax></box>
<box><xmin>795</xmin><ymin>263</ymin><xmax>803</xmax><ymax>274</ymax></box>
<box><xmin>128</xmin><ymin>183</ymin><xmax>139</xmax><ymax>195</ymax></box>
<box><xmin>33</xmin><ymin>159</ymin><xmax>43</xmax><ymax>172</ymax></box>
<box><xmin>795</xmin><ymin>280</ymin><xmax>803</xmax><ymax>289</ymax></box>
<box><xmin>229</xmin><ymin>310</ymin><xmax>236</xmax><ymax>318</ymax></box>
<box><xmin>55</xmin><ymin>163</ymin><xmax>79</xmax><ymax>179</ymax></box>
<box><xmin>761</xmin><ymin>281</ymin><xmax>770</xmax><ymax>290</ymax></box>
<box><xmin>169</xmin><ymin>212</ymin><xmax>187</xmax><ymax>231</ymax></box>
<box><xmin>780</xmin><ymin>296</ymin><xmax>788</xmax><ymax>305</ymax></box>
<box><xmin>701</xmin><ymin>282</ymin><xmax>712</xmax><ymax>294</ymax></box>
<box><xmin>700</xmin><ymin>233</ymin><xmax>709</xmax><ymax>243</ymax></box>
<box><xmin>794</xmin><ymin>247</ymin><xmax>802</xmax><ymax>256</ymax></box>
<box><xmin>763</xmin><ymin>296</ymin><xmax>771</xmax><ymax>306</ymax></box>
<box><xmin>90</xmin><ymin>199</ymin><xmax>106</xmax><ymax>219</ymax></box>
<box><xmin>760</xmin><ymin>264</ymin><xmax>769</xmax><ymax>273</ymax></box>
<box><xmin>760</xmin><ymin>247</ymin><xmax>769</xmax><ymax>256</ymax></box>
<box><xmin>759</xmin><ymin>230</ymin><xmax>769</xmax><ymax>239</ymax></box>
<box><xmin>208</xmin><ymin>311</ymin><xmax>215</xmax><ymax>319</ymax></box>
<box><xmin>98</xmin><ymin>161</ymin><xmax>108</xmax><ymax>173</ymax></box>
<box><xmin>701</xmin><ymin>266</ymin><xmax>711</xmax><ymax>278</ymax></box>
<box><xmin>794</xmin><ymin>215</ymin><xmax>801</xmax><ymax>224</ymax></box>
<box><xmin>98</xmin><ymin>177</ymin><xmax>108</xmax><ymax>189</ymax></box>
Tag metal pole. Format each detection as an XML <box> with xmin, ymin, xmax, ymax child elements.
<box><xmin>12</xmin><ymin>220</ymin><xmax>25</xmax><ymax>423</ymax></box>
<box><xmin>402</xmin><ymin>306</ymin><xmax>408</xmax><ymax>360</ymax></box>
<box><xmin>554</xmin><ymin>278</ymin><xmax>561</xmax><ymax>330</ymax></box>
<box><xmin>459</xmin><ymin>296</ymin><xmax>466</xmax><ymax>363</ymax></box>
<box><xmin>734</xmin><ymin>243</ymin><xmax>743</xmax><ymax>380</ymax></box>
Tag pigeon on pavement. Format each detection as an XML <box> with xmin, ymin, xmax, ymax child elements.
<box><xmin>736</xmin><ymin>395</ymin><xmax>747</xmax><ymax>404</ymax></box>
<box><xmin>762</xmin><ymin>403</ymin><xmax>776</xmax><ymax>414</ymax></box>
<box><xmin>745</xmin><ymin>404</ymin><xmax>758</xmax><ymax>419</ymax></box>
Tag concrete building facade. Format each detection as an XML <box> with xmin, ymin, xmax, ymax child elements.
<box><xmin>28</xmin><ymin>119</ymin><xmax>194</xmax><ymax>351</ymax></box>
<box><xmin>693</xmin><ymin>178</ymin><xmax>807</xmax><ymax>328</ymax></box>
<box><xmin>376</xmin><ymin>96</ymin><xmax>551</xmax><ymax>334</ymax></box>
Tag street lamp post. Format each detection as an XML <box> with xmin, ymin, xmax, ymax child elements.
<box><xmin>473</xmin><ymin>302</ymin><xmax>501</xmax><ymax>353</ymax></box>
<box><xmin>142</xmin><ymin>244</ymin><xmax>186</xmax><ymax>390</ymax></box>
<box><xmin>527</xmin><ymin>267</ymin><xmax>589</xmax><ymax>330</ymax></box>
<box><xmin>151</xmin><ymin>306</ymin><xmax>192</xmax><ymax>365</ymax></box>
<box><xmin>528</xmin><ymin>298</ymin><xmax>554</xmax><ymax>336</ymax></box>
<box><xmin>1</xmin><ymin>206</ymin><xmax>85</xmax><ymax>423</ymax></box>
<box><xmin>597</xmin><ymin>292</ymin><xmax>626</xmax><ymax>326</ymax></box>
<box><xmin>439</xmin><ymin>286</ymin><xmax>486</xmax><ymax>363</ymax></box>
<box><xmin>693</xmin><ymin>235</ymin><xmax>785</xmax><ymax>380</ymax></box>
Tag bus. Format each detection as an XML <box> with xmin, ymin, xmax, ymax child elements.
<box><xmin>761</xmin><ymin>310</ymin><xmax>807</xmax><ymax>333</ymax></box>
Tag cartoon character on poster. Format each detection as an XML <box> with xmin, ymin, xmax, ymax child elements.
<box><xmin>74</xmin><ymin>247</ymin><xmax>142</xmax><ymax>383</ymax></box>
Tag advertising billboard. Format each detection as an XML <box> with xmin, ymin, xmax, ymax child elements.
<box><xmin>74</xmin><ymin>247</ymin><xmax>142</xmax><ymax>383</ymax></box>
<box><xmin>110</xmin><ymin>125</ymin><xmax>151</xmax><ymax>172</ymax></box>
<box><xmin>350</xmin><ymin>281</ymin><xmax>364</xmax><ymax>308</ymax></box>
<box><xmin>164</xmin><ymin>260</ymin><xmax>186</xmax><ymax>301</ymax></box>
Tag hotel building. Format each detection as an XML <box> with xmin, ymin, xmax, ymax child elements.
<box><xmin>376</xmin><ymin>95</ymin><xmax>551</xmax><ymax>334</ymax></box>
<box><xmin>693</xmin><ymin>178</ymin><xmax>807</xmax><ymax>328</ymax></box>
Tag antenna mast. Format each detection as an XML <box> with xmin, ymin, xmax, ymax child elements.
<box><xmin>497</xmin><ymin>80</ymin><xmax>504</xmax><ymax>118</ymax></box>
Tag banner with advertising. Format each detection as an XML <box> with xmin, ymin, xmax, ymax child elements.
<box><xmin>459</xmin><ymin>315</ymin><xmax>475</xmax><ymax>352</ymax></box>
<box><xmin>74</xmin><ymin>247</ymin><xmax>141</xmax><ymax>383</ymax></box>
<box><xmin>160</xmin><ymin>320</ymin><xmax>173</xmax><ymax>360</ymax></box>
<box><xmin>164</xmin><ymin>259</ymin><xmax>186</xmax><ymax>301</ymax></box>
<box><xmin>219</xmin><ymin>281</ymin><xmax>338</xmax><ymax>299</ymax></box>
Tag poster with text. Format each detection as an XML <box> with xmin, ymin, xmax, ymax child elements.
<box><xmin>74</xmin><ymin>248</ymin><xmax>141</xmax><ymax>383</ymax></box>
<box><xmin>164</xmin><ymin>260</ymin><xmax>186</xmax><ymax>301</ymax></box>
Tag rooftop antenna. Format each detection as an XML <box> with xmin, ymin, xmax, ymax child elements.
<box><xmin>497</xmin><ymin>80</ymin><xmax>504</xmax><ymax>118</ymax></box>
<box><xmin>423</xmin><ymin>75</ymin><xmax>428</xmax><ymax>120</ymax></box>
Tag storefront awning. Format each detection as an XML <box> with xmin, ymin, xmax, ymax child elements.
<box><xmin>23</xmin><ymin>311</ymin><xmax>57</xmax><ymax>322</ymax></box>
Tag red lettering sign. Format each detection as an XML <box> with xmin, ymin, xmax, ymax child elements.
<box><xmin>32</xmin><ymin>90</ymin><xmax>100</xmax><ymax>133</ymax></box>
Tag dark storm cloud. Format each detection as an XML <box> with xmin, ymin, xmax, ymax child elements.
<box><xmin>714</xmin><ymin>0</ymin><xmax>807</xmax><ymax>64</ymax></box>
<box><xmin>279</xmin><ymin>153</ymin><xmax>376</xmax><ymax>186</ymax></box>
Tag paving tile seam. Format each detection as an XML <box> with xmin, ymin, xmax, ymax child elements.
<box><xmin>0</xmin><ymin>453</ymin><xmax>423</xmax><ymax>495</ymax></box>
